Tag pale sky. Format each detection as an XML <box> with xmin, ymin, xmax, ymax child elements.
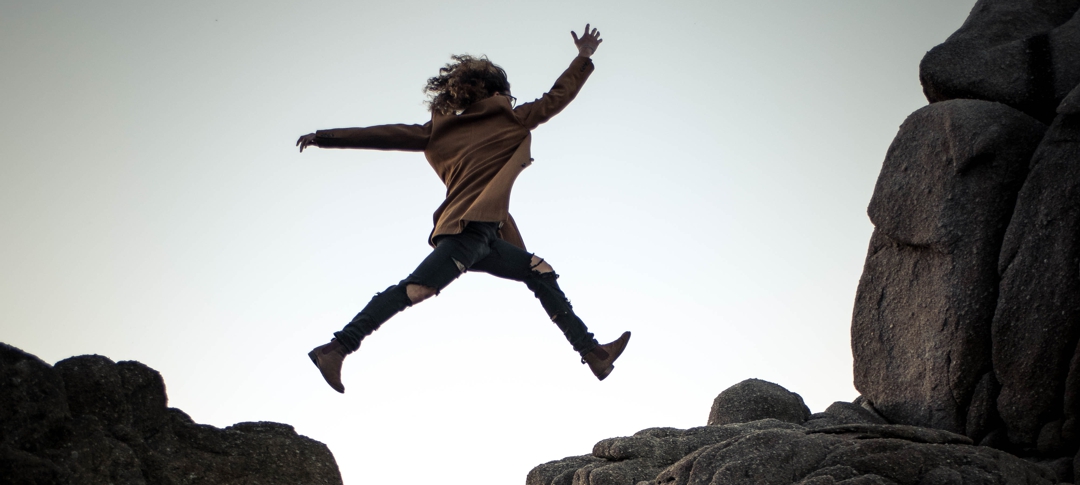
<box><xmin>1</xmin><ymin>1</ymin><xmax>975</xmax><ymax>483</ymax></box>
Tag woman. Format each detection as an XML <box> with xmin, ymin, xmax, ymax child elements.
<box><xmin>297</xmin><ymin>24</ymin><xmax>629</xmax><ymax>394</ymax></box>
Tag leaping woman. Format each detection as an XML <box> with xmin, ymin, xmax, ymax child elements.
<box><xmin>297</xmin><ymin>24</ymin><xmax>629</xmax><ymax>393</ymax></box>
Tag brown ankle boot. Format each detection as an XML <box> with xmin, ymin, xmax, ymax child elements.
<box><xmin>308</xmin><ymin>340</ymin><xmax>348</xmax><ymax>393</ymax></box>
<box><xmin>582</xmin><ymin>331</ymin><xmax>631</xmax><ymax>381</ymax></box>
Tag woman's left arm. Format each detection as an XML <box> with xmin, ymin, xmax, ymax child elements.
<box><xmin>514</xmin><ymin>24</ymin><xmax>603</xmax><ymax>129</ymax></box>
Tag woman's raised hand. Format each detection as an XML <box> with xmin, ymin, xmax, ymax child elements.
<box><xmin>571</xmin><ymin>23</ymin><xmax>602</xmax><ymax>58</ymax></box>
<box><xmin>297</xmin><ymin>133</ymin><xmax>317</xmax><ymax>153</ymax></box>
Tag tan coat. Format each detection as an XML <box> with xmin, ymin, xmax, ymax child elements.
<box><xmin>315</xmin><ymin>56</ymin><xmax>595</xmax><ymax>249</ymax></box>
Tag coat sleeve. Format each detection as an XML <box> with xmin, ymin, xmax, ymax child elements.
<box><xmin>314</xmin><ymin>121</ymin><xmax>432</xmax><ymax>151</ymax></box>
<box><xmin>513</xmin><ymin>56</ymin><xmax>595</xmax><ymax>130</ymax></box>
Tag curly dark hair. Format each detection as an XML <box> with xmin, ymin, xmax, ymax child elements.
<box><xmin>424</xmin><ymin>55</ymin><xmax>512</xmax><ymax>115</ymax></box>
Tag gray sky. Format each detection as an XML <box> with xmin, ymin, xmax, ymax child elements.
<box><xmin>1</xmin><ymin>1</ymin><xmax>974</xmax><ymax>483</ymax></box>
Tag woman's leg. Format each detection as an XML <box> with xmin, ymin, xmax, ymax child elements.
<box><xmin>472</xmin><ymin>239</ymin><xmax>631</xmax><ymax>380</ymax></box>
<box><xmin>309</xmin><ymin>223</ymin><xmax>502</xmax><ymax>393</ymax></box>
<box><xmin>334</xmin><ymin>222</ymin><xmax>501</xmax><ymax>351</ymax></box>
<box><xmin>470</xmin><ymin>239</ymin><xmax>599</xmax><ymax>356</ymax></box>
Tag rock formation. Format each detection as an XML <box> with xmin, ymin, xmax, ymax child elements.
<box><xmin>992</xmin><ymin>87</ymin><xmax>1080</xmax><ymax>453</ymax></box>
<box><xmin>0</xmin><ymin>342</ymin><xmax>343</xmax><ymax>485</ymax></box>
<box><xmin>854</xmin><ymin>0</ymin><xmax>1080</xmax><ymax>459</ymax></box>
<box><xmin>852</xmin><ymin>99</ymin><xmax>1045</xmax><ymax>436</ymax></box>
<box><xmin>529</xmin><ymin>1</ymin><xmax>1080</xmax><ymax>483</ymax></box>
<box><xmin>528</xmin><ymin>379</ymin><xmax>1059</xmax><ymax>485</ymax></box>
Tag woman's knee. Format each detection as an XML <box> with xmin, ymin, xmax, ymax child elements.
<box><xmin>406</xmin><ymin>284</ymin><xmax>438</xmax><ymax>304</ymax></box>
<box><xmin>530</xmin><ymin>255</ymin><xmax>555</xmax><ymax>274</ymax></box>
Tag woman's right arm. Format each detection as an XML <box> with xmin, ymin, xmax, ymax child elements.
<box><xmin>297</xmin><ymin>121</ymin><xmax>432</xmax><ymax>153</ymax></box>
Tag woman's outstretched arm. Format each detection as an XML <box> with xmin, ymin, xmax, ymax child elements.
<box><xmin>514</xmin><ymin>23</ymin><xmax>603</xmax><ymax>129</ymax></box>
<box><xmin>297</xmin><ymin>121</ymin><xmax>432</xmax><ymax>153</ymax></box>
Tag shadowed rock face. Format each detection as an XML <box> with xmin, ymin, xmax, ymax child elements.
<box><xmin>993</xmin><ymin>85</ymin><xmax>1080</xmax><ymax>451</ymax></box>
<box><xmin>528</xmin><ymin>380</ymin><xmax>1058</xmax><ymax>485</ymax></box>
<box><xmin>0</xmin><ymin>342</ymin><xmax>343</xmax><ymax>485</ymax></box>
<box><xmin>851</xmin><ymin>99</ymin><xmax>1046</xmax><ymax>435</ymax></box>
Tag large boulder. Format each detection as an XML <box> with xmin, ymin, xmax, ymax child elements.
<box><xmin>0</xmin><ymin>342</ymin><xmax>343</xmax><ymax>485</ymax></box>
<box><xmin>992</xmin><ymin>84</ymin><xmax>1080</xmax><ymax>451</ymax></box>
<box><xmin>851</xmin><ymin>99</ymin><xmax>1046</xmax><ymax>434</ymax></box>
<box><xmin>707</xmin><ymin>379</ymin><xmax>810</xmax><ymax>426</ymax></box>
<box><xmin>920</xmin><ymin>0</ymin><xmax>1080</xmax><ymax>122</ymax></box>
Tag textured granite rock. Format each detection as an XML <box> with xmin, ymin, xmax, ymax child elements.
<box><xmin>851</xmin><ymin>99</ymin><xmax>1045</xmax><ymax>434</ymax></box>
<box><xmin>0</xmin><ymin>342</ymin><xmax>343</xmax><ymax>485</ymax></box>
<box><xmin>920</xmin><ymin>0</ymin><xmax>1080</xmax><ymax>122</ymax></box>
<box><xmin>529</xmin><ymin>384</ymin><xmax>1056</xmax><ymax>485</ymax></box>
<box><xmin>846</xmin><ymin>3</ymin><xmax>1080</xmax><ymax>472</ymax></box>
<box><xmin>992</xmin><ymin>83</ymin><xmax>1080</xmax><ymax>451</ymax></box>
<box><xmin>708</xmin><ymin>378</ymin><xmax>811</xmax><ymax>426</ymax></box>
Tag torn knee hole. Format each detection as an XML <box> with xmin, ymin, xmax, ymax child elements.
<box><xmin>529</xmin><ymin>255</ymin><xmax>555</xmax><ymax>274</ymax></box>
<box><xmin>406</xmin><ymin>284</ymin><xmax>438</xmax><ymax>303</ymax></box>
<box><xmin>452</xmin><ymin>258</ymin><xmax>466</xmax><ymax>273</ymax></box>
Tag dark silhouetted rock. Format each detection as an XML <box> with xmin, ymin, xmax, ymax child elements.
<box><xmin>964</xmin><ymin>371</ymin><xmax>1003</xmax><ymax>443</ymax></box>
<box><xmin>707</xmin><ymin>379</ymin><xmax>810</xmax><ymax>426</ymax></box>
<box><xmin>920</xmin><ymin>1</ymin><xmax>1080</xmax><ymax>122</ymax></box>
<box><xmin>0</xmin><ymin>342</ymin><xmax>343</xmax><ymax>485</ymax></box>
<box><xmin>852</xmin><ymin>99</ymin><xmax>1046</xmax><ymax>434</ymax></box>
<box><xmin>55</xmin><ymin>355</ymin><xmax>132</xmax><ymax>429</ymax></box>
<box><xmin>992</xmin><ymin>84</ymin><xmax>1080</xmax><ymax>450</ymax></box>
<box><xmin>1040</xmin><ymin>456</ymin><xmax>1073</xmax><ymax>483</ymax></box>
<box><xmin>0</xmin><ymin>343</ymin><xmax>69</xmax><ymax>454</ymax></box>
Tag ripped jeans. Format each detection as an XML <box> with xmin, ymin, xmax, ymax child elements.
<box><xmin>333</xmin><ymin>221</ymin><xmax>598</xmax><ymax>356</ymax></box>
